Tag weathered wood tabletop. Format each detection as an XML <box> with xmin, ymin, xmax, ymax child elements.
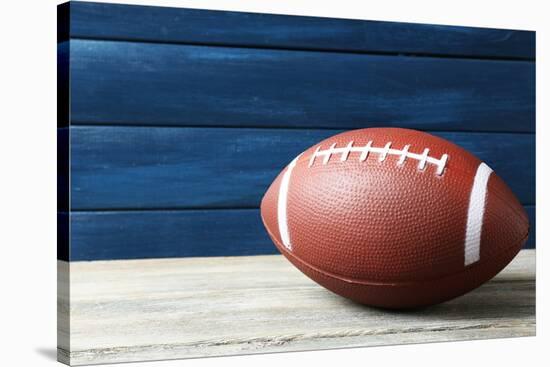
<box><xmin>58</xmin><ymin>249</ymin><xmax>535</xmax><ymax>365</ymax></box>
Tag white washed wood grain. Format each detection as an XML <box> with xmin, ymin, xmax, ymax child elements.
<box><xmin>58</xmin><ymin>250</ymin><xmax>535</xmax><ymax>365</ymax></box>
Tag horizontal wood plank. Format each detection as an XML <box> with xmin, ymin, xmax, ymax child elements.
<box><xmin>58</xmin><ymin>27</ymin><xmax>70</xmax><ymax>127</ymax></box>
<box><xmin>58</xmin><ymin>128</ymin><xmax>69</xmax><ymax>212</ymax></box>
<box><xmin>70</xmin><ymin>127</ymin><xmax>535</xmax><ymax>210</ymax></box>
<box><xmin>67</xmin><ymin>2</ymin><xmax>535</xmax><ymax>59</ymax></box>
<box><xmin>65</xmin><ymin>205</ymin><xmax>535</xmax><ymax>261</ymax></box>
<box><xmin>67</xmin><ymin>209</ymin><xmax>273</xmax><ymax>261</ymax></box>
<box><xmin>57</xmin><ymin>2</ymin><xmax>70</xmax><ymax>42</ymax></box>
<box><xmin>69</xmin><ymin>39</ymin><xmax>535</xmax><ymax>132</ymax></box>
<box><xmin>58</xmin><ymin>250</ymin><xmax>535</xmax><ymax>365</ymax></box>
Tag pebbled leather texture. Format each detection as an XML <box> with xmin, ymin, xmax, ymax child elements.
<box><xmin>261</xmin><ymin>128</ymin><xmax>529</xmax><ymax>309</ymax></box>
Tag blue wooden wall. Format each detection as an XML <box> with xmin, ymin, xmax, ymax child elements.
<box><xmin>58</xmin><ymin>1</ymin><xmax>536</xmax><ymax>261</ymax></box>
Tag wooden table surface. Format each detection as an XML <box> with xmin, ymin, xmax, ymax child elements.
<box><xmin>58</xmin><ymin>249</ymin><xmax>535</xmax><ymax>365</ymax></box>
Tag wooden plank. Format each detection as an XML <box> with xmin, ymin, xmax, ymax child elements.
<box><xmin>58</xmin><ymin>213</ymin><xmax>70</xmax><ymax>261</ymax></box>
<box><xmin>57</xmin><ymin>2</ymin><xmax>70</xmax><ymax>43</ymax></box>
<box><xmin>68</xmin><ymin>209</ymin><xmax>274</xmax><ymax>261</ymax></box>
<box><xmin>67</xmin><ymin>205</ymin><xmax>535</xmax><ymax>261</ymax></box>
<box><xmin>57</xmin><ymin>260</ymin><xmax>70</xmax><ymax>362</ymax></box>
<box><xmin>70</xmin><ymin>127</ymin><xmax>535</xmax><ymax>209</ymax></box>
<box><xmin>57</xmin><ymin>42</ymin><xmax>69</xmax><ymax>127</ymax></box>
<box><xmin>58</xmin><ymin>249</ymin><xmax>535</xmax><ymax>365</ymax></box>
<box><xmin>69</xmin><ymin>40</ymin><xmax>535</xmax><ymax>132</ymax></box>
<box><xmin>68</xmin><ymin>1</ymin><xmax>535</xmax><ymax>59</ymax></box>
<box><xmin>58</xmin><ymin>128</ymin><xmax>69</xmax><ymax>212</ymax></box>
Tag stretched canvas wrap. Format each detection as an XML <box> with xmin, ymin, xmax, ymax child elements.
<box><xmin>57</xmin><ymin>1</ymin><xmax>536</xmax><ymax>365</ymax></box>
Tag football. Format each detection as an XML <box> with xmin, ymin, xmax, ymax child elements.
<box><xmin>261</xmin><ymin>128</ymin><xmax>529</xmax><ymax>309</ymax></box>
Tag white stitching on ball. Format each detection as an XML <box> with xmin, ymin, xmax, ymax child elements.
<box><xmin>308</xmin><ymin>141</ymin><xmax>448</xmax><ymax>175</ymax></box>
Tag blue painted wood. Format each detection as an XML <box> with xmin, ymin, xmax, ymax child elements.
<box><xmin>59</xmin><ymin>2</ymin><xmax>537</xmax><ymax>261</ymax></box>
<box><xmin>57</xmin><ymin>42</ymin><xmax>69</xmax><ymax>127</ymax></box>
<box><xmin>58</xmin><ymin>2</ymin><xmax>70</xmax><ymax>42</ymax></box>
<box><xmin>69</xmin><ymin>209</ymin><xmax>275</xmax><ymax>261</ymax></box>
<box><xmin>69</xmin><ymin>40</ymin><xmax>535</xmax><ymax>132</ymax></box>
<box><xmin>58</xmin><ymin>128</ymin><xmax>69</xmax><ymax>212</ymax></box>
<box><xmin>68</xmin><ymin>205</ymin><xmax>535</xmax><ymax>261</ymax></box>
<box><xmin>68</xmin><ymin>1</ymin><xmax>535</xmax><ymax>60</ymax></box>
<box><xmin>58</xmin><ymin>213</ymin><xmax>70</xmax><ymax>261</ymax></box>
<box><xmin>70</xmin><ymin>127</ymin><xmax>534</xmax><ymax>209</ymax></box>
